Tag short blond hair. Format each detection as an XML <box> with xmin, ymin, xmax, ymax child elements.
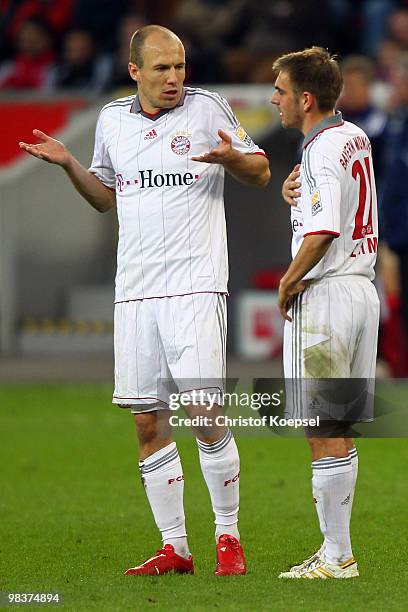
<box><xmin>273</xmin><ymin>47</ymin><xmax>343</xmax><ymax>111</ymax></box>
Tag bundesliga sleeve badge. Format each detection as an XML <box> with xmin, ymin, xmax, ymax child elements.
<box><xmin>311</xmin><ymin>190</ymin><xmax>323</xmax><ymax>216</ymax></box>
<box><xmin>235</xmin><ymin>125</ymin><xmax>254</xmax><ymax>147</ymax></box>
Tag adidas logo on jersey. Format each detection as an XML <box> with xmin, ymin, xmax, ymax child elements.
<box><xmin>144</xmin><ymin>129</ymin><xmax>158</xmax><ymax>140</ymax></box>
<box><xmin>341</xmin><ymin>493</ymin><xmax>351</xmax><ymax>505</ymax></box>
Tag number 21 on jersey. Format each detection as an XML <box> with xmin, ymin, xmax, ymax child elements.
<box><xmin>352</xmin><ymin>155</ymin><xmax>374</xmax><ymax>240</ymax></box>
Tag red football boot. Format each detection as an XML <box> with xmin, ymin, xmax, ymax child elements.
<box><xmin>214</xmin><ymin>534</ymin><xmax>246</xmax><ymax>576</ymax></box>
<box><xmin>124</xmin><ymin>544</ymin><xmax>194</xmax><ymax>576</ymax></box>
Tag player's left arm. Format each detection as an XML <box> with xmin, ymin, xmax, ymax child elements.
<box><xmin>278</xmin><ymin>234</ymin><xmax>336</xmax><ymax>321</ymax></box>
<box><xmin>192</xmin><ymin>129</ymin><xmax>270</xmax><ymax>187</ymax></box>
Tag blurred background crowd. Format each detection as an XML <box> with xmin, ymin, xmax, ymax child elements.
<box><xmin>0</xmin><ymin>0</ymin><xmax>407</xmax><ymax>377</ymax></box>
<box><xmin>0</xmin><ymin>0</ymin><xmax>408</xmax><ymax>91</ymax></box>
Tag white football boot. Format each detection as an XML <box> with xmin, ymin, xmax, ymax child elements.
<box><xmin>279</xmin><ymin>555</ymin><xmax>359</xmax><ymax>579</ymax></box>
<box><xmin>289</xmin><ymin>542</ymin><xmax>325</xmax><ymax>571</ymax></box>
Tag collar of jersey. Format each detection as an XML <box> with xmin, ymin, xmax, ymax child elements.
<box><xmin>130</xmin><ymin>88</ymin><xmax>186</xmax><ymax>120</ymax></box>
<box><xmin>303</xmin><ymin>111</ymin><xmax>344</xmax><ymax>149</ymax></box>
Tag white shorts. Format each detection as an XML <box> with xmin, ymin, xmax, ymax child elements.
<box><xmin>113</xmin><ymin>292</ymin><xmax>227</xmax><ymax>412</ymax></box>
<box><xmin>283</xmin><ymin>275</ymin><xmax>379</xmax><ymax>421</ymax></box>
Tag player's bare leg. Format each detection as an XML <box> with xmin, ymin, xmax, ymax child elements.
<box><xmin>308</xmin><ymin>436</ymin><xmax>349</xmax><ymax>459</ymax></box>
<box><xmin>185</xmin><ymin>400</ymin><xmax>246</xmax><ymax>575</ymax></box>
<box><xmin>345</xmin><ymin>438</ymin><xmax>355</xmax><ymax>451</ymax></box>
<box><xmin>124</xmin><ymin>408</ymin><xmax>192</xmax><ymax>575</ymax></box>
<box><xmin>134</xmin><ymin>411</ymin><xmax>172</xmax><ymax>460</ymax></box>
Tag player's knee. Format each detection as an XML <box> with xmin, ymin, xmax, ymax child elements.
<box><xmin>133</xmin><ymin>411</ymin><xmax>173</xmax><ymax>446</ymax></box>
<box><xmin>195</xmin><ymin>424</ymin><xmax>228</xmax><ymax>445</ymax></box>
<box><xmin>308</xmin><ymin>435</ymin><xmax>349</xmax><ymax>458</ymax></box>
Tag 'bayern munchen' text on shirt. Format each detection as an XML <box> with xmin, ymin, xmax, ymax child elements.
<box><xmin>290</xmin><ymin>112</ymin><xmax>379</xmax><ymax>281</ymax></box>
<box><xmin>89</xmin><ymin>87</ymin><xmax>265</xmax><ymax>302</ymax></box>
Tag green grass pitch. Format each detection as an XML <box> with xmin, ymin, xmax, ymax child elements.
<box><xmin>1</xmin><ymin>384</ymin><xmax>407</xmax><ymax>611</ymax></box>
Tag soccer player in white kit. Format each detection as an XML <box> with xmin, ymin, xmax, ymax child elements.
<box><xmin>19</xmin><ymin>25</ymin><xmax>270</xmax><ymax>576</ymax></box>
<box><xmin>271</xmin><ymin>48</ymin><xmax>379</xmax><ymax>579</ymax></box>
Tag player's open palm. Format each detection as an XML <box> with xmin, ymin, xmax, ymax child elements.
<box><xmin>19</xmin><ymin>129</ymin><xmax>70</xmax><ymax>167</ymax></box>
<box><xmin>192</xmin><ymin>129</ymin><xmax>236</xmax><ymax>165</ymax></box>
<box><xmin>282</xmin><ymin>163</ymin><xmax>301</xmax><ymax>206</ymax></box>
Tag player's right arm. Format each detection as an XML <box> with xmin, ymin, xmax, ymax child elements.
<box><xmin>19</xmin><ymin>129</ymin><xmax>116</xmax><ymax>213</ymax></box>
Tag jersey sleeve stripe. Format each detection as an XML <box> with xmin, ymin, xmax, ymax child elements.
<box><xmin>184</xmin><ymin>88</ymin><xmax>239</xmax><ymax>128</ymax></box>
<box><xmin>103</xmin><ymin>102</ymin><xmax>133</xmax><ymax>109</ymax></box>
<box><xmin>304</xmin><ymin>230</ymin><xmax>340</xmax><ymax>237</ymax></box>
<box><xmin>304</xmin><ymin>147</ymin><xmax>317</xmax><ymax>192</ymax></box>
<box><xmin>102</xmin><ymin>97</ymin><xmax>135</xmax><ymax>112</ymax></box>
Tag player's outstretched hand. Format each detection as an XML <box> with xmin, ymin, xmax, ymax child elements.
<box><xmin>19</xmin><ymin>129</ymin><xmax>70</xmax><ymax>167</ymax></box>
<box><xmin>191</xmin><ymin>129</ymin><xmax>238</xmax><ymax>165</ymax></box>
<box><xmin>282</xmin><ymin>164</ymin><xmax>301</xmax><ymax>206</ymax></box>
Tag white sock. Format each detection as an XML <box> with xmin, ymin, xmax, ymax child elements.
<box><xmin>321</xmin><ymin>447</ymin><xmax>359</xmax><ymax>550</ymax></box>
<box><xmin>139</xmin><ymin>442</ymin><xmax>190</xmax><ymax>559</ymax></box>
<box><xmin>312</xmin><ymin>455</ymin><xmax>353</xmax><ymax>565</ymax></box>
<box><xmin>197</xmin><ymin>429</ymin><xmax>240</xmax><ymax>542</ymax></box>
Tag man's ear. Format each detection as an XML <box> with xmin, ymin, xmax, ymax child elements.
<box><xmin>128</xmin><ymin>62</ymin><xmax>140</xmax><ymax>83</ymax></box>
<box><xmin>302</xmin><ymin>91</ymin><xmax>314</xmax><ymax>113</ymax></box>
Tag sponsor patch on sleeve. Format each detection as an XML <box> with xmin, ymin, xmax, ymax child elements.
<box><xmin>235</xmin><ymin>125</ymin><xmax>253</xmax><ymax>147</ymax></box>
<box><xmin>311</xmin><ymin>190</ymin><xmax>323</xmax><ymax>216</ymax></box>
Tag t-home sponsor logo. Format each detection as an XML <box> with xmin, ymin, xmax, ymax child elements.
<box><xmin>116</xmin><ymin>170</ymin><xmax>200</xmax><ymax>192</ymax></box>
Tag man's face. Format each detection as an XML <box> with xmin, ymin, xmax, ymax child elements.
<box><xmin>271</xmin><ymin>71</ymin><xmax>303</xmax><ymax>130</ymax></box>
<box><xmin>129</xmin><ymin>33</ymin><xmax>186</xmax><ymax>112</ymax></box>
<box><xmin>391</xmin><ymin>63</ymin><xmax>408</xmax><ymax>106</ymax></box>
<box><xmin>339</xmin><ymin>71</ymin><xmax>370</xmax><ymax>111</ymax></box>
<box><xmin>18</xmin><ymin>22</ymin><xmax>50</xmax><ymax>57</ymax></box>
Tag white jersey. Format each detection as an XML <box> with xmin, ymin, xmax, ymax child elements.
<box><xmin>89</xmin><ymin>87</ymin><xmax>265</xmax><ymax>302</ymax></box>
<box><xmin>291</xmin><ymin>112</ymin><xmax>378</xmax><ymax>281</ymax></box>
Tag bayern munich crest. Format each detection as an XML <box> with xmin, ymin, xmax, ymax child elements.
<box><xmin>171</xmin><ymin>134</ymin><xmax>191</xmax><ymax>155</ymax></box>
